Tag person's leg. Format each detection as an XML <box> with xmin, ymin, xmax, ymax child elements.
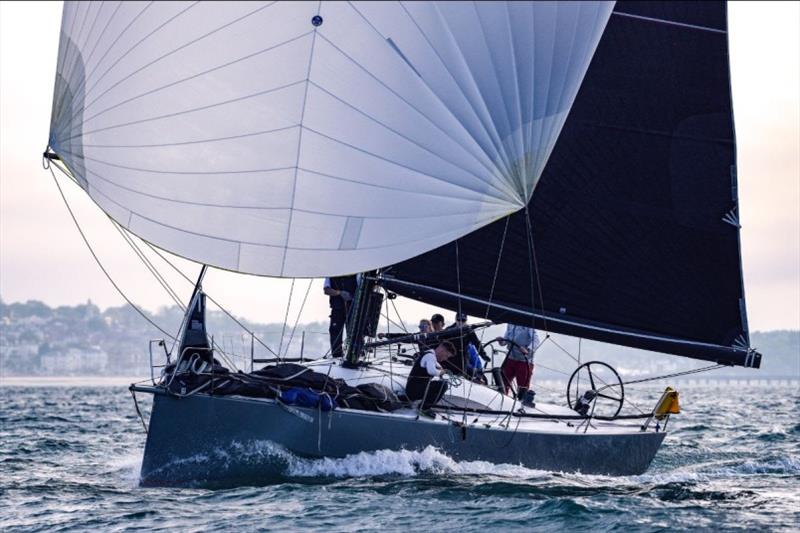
<box><xmin>329</xmin><ymin>307</ymin><xmax>346</xmax><ymax>358</ymax></box>
<box><xmin>501</xmin><ymin>360</ymin><xmax>515</xmax><ymax>395</ymax></box>
<box><xmin>517</xmin><ymin>362</ymin><xmax>534</xmax><ymax>400</ymax></box>
<box><xmin>422</xmin><ymin>380</ymin><xmax>448</xmax><ymax>409</ymax></box>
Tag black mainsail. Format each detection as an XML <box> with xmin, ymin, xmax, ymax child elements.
<box><xmin>382</xmin><ymin>1</ymin><xmax>760</xmax><ymax>368</ymax></box>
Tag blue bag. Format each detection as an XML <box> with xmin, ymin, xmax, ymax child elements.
<box><xmin>280</xmin><ymin>387</ymin><xmax>335</xmax><ymax>411</ymax></box>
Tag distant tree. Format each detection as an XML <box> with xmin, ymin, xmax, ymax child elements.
<box><xmin>9</xmin><ymin>300</ymin><xmax>52</xmax><ymax>319</ymax></box>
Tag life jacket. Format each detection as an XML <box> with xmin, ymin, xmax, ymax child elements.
<box><xmin>406</xmin><ymin>351</ymin><xmax>435</xmax><ymax>401</ymax></box>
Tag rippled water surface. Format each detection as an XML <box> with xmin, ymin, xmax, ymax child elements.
<box><xmin>1</xmin><ymin>382</ymin><xmax>798</xmax><ymax>531</ymax></box>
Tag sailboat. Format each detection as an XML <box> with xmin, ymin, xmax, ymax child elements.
<box><xmin>45</xmin><ymin>0</ymin><xmax>761</xmax><ymax>486</ymax></box>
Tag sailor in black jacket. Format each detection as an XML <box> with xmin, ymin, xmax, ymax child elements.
<box><xmin>323</xmin><ymin>275</ymin><xmax>357</xmax><ymax>358</ymax></box>
<box><xmin>405</xmin><ymin>341</ymin><xmax>456</xmax><ymax>409</ymax></box>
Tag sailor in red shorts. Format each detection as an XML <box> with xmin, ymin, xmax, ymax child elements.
<box><xmin>496</xmin><ymin>324</ymin><xmax>540</xmax><ymax>402</ymax></box>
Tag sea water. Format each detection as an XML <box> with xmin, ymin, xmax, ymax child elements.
<box><xmin>1</xmin><ymin>381</ymin><xmax>798</xmax><ymax>531</ymax></box>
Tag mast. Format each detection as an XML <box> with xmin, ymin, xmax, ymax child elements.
<box><xmin>343</xmin><ymin>271</ymin><xmax>383</xmax><ymax>367</ymax></box>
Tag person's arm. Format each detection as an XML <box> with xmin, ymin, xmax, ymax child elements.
<box><xmin>422</xmin><ymin>353</ymin><xmax>442</xmax><ymax>377</ymax></box>
<box><xmin>323</xmin><ymin>278</ymin><xmax>338</xmax><ymax>296</ymax></box>
<box><xmin>322</xmin><ymin>278</ymin><xmax>351</xmax><ymax>300</ymax></box>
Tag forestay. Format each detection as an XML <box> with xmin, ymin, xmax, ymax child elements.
<box><xmin>48</xmin><ymin>1</ymin><xmax>613</xmax><ymax>277</ymax></box>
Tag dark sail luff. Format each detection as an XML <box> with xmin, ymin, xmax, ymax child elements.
<box><xmin>383</xmin><ymin>1</ymin><xmax>761</xmax><ymax>368</ymax></box>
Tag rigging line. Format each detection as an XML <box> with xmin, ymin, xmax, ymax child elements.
<box><xmin>523</xmin><ymin>205</ymin><xmax>549</xmax><ymax>335</ymax></box>
<box><xmin>111</xmin><ymin>220</ymin><xmax>185</xmax><ymax>310</ymax></box>
<box><xmin>539</xmin><ymin>335</ymin><xmax>646</xmax><ymax>415</ymax></box>
<box><xmin>278</xmin><ymin>278</ymin><xmax>296</xmax><ymax>359</ymax></box>
<box><xmin>533</xmin><ymin>361</ymin><xmax>572</xmax><ymax>377</ymax></box>
<box><xmin>389</xmin><ymin>297</ymin><xmax>409</xmax><ymax>334</ymax></box>
<box><xmin>479</xmin><ymin>214</ymin><xmax>510</xmax><ymax>343</ymax></box>
<box><xmin>379</xmin><ymin>311</ymin><xmax>408</xmax><ymax>335</ymax></box>
<box><xmin>282</xmin><ymin>279</ymin><xmax>314</xmax><ymax>360</ymax></box>
<box><xmin>47</xmin><ymin>163</ymin><xmax>176</xmax><ymax>341</ymax></box>
<box><xmin>141</xmin><ymin>241</ymin><xmax>280</xmax><ymax>357</ymax></box>
<box><xmin>621</xmin><ymin>363</ymin><xmax>725</xmax><ymax>387</ymax></box>
<box><xmin>453</xmin><ymin>239</ymin><xmax>471</xmax><ymax>426</ymax></box>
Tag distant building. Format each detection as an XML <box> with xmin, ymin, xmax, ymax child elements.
<box><xmin>40</xmin><ymin>347</ymin><xmax>108</xmax><ymax>375</ymax></box>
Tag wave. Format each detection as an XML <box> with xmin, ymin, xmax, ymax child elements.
<box><xmin>286</xmin><ymin>445</ymin><xmax>547</xmax><ymax>479</ymax></box>
<box><xmin>134</xmin><ymin>440</ymin><xmax>551</xmax><ymax>487</ymax></box>
<box><xmin>120</xmin><ymin>435</ymin><xmax>800</xmax><ymax>489</ymax></box>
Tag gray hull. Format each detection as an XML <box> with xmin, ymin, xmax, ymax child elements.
<box><xmin>139</xmin><ymin>390</ymin><xmax>666</xmax><ymax>486</ymax></box>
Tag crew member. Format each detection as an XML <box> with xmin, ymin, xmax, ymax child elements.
<box><xmin>431</xmin><ymin>313</ymin><xmax>445</xmax><ymax>332</ymax></box>
<box><xmin>443</xmin><ymin>312</ymin><xmax>488</xmax><ymax>376</ymax></box>
<box><xmin>496</xmin><ymin>324</ymin><xmax>539</xmax><ymax>401</ymax></box>
<box><xmin>323</xmin><ymin>275</ymin><xmax>357</xmax><ymax>358</ymax></box>
<box><xmin>405</xmin><ymin>341</ymin><xmax>456</xmax><ymax>409</ymax></box>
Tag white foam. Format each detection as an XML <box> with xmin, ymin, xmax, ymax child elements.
<box><xmin>286</xmin><ymin>445</ymin><xmax>547</xmax><ymax>479</ymax></box>
<box><xmin>106</xmin><ymin>450</ymin><xmax>145</xmax><ymax>486</ymax></box>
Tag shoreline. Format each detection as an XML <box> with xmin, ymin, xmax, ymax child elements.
<box><xmin>0</xmin><ymin>376</ymin><xmax>147</xmax><ymax>387</ymax></box>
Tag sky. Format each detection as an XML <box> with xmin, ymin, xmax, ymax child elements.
<box><xmin>0</xmin><ymin>1</ymin><xmax>798</xmax><ymax>332</ymax></box>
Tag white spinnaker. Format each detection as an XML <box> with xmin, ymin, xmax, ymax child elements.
<box><xmin>49</xmin><ymin>1</ymin><xmax>613</xmax><ymax>277</ymax></box>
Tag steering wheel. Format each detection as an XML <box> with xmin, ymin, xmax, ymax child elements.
<box><xmin>566</xmin><ymin>361</ymin><xmax>624</xmax><ymax>419</ymax></box>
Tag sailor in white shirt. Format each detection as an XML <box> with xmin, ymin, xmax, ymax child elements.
<box><xmin>405</xmin><ymin>341</ymin><xmax>456</xmax><ymax>409</ymax></box>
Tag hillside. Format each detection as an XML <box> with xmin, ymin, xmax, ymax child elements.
<box><xmin>1</xmin><ymin>298</ymin><xmax>797</xmax><ymax>379</ymax></box>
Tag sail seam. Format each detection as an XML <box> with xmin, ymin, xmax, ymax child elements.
<box><xmin>305</xmin><ymin>80</ymin><xmax>515</xmax><ymax>203</ymax></box>
<box><xmin>51</xmin><ymin>2</ymin><xmax>90</xmax><ymax>128</ymax></box>
<box><xmin>300</xmin><ymin>126</ymin><xmax>515</xmax><ymax>205</ymax></box>
<box><xmin>91</xmin><ymin>184</ymin><xmax>506</xmax><ymax>252</ymax></box>
<box><xmin>89</xmin><ymin>168</ymin><xmax>508</xmax><ymax>217</ymax></box>
<box><xmin>77</xmin><ymin>156</ymin><xmax>506</xmax><ymax>209</ymax></box>
<box><xmin>424</xmin><ymin>2</ymin><xmax>516</xmax><ymax>177</ymax></box>
<box><xmin>72</xmin><ymin>1</ymin><xmax>283</xmax><ymax>130</ymax></box>
<box><xmin>57</xmin><ymin>148</ymin><xmax>298</xmax><ymax>175</ymax></box>
<box><xmin>59</xmin><ymin>42</ymin><xmax>312</xmax><ymax>142</ymax></box>
<box><xmin>61</xmin><ymin>79</ymin><xmax>307</xmax><ymax>141</ymax></box>
<box><xmin>312</xmin><ymin>31</ymin><xmax>518</xmax><ymax>203</ymax></box>
<box><xmin>78</xmin><ymin>2</ymin><xmax>202</xmax><ymax>119</ymax></box>
<box><xmin>80</xmin><ymin>124</ymin><xmax>301</xmax><ymax>148</ymax></box>
<box><xmin>281</xmin><ymin>2</ymin><xmax>322</xmax><ymax>276</ymax></box>
<box><xmin>53</xmin><ymin>1</ymin><xmax>154</xmax><ymax>139</ymax></box>
<box><xmin>470</xmin><ymin>1</ymin><xmax>519</xmax><ymax>180</ymax></box>
<box><xmin>342</xmin><ymin>2</ymin><xmax>519</xmax><ymax>202</ymax></box>
<box><xmin>399</xmin><ymin>3</ymin><xmax>516</xmax><ymax>179</ymax></box>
